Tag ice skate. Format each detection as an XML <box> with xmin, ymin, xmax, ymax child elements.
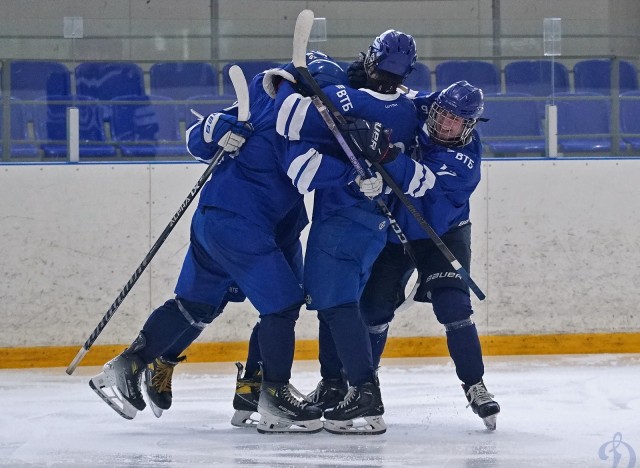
<box><xmin>307</xmin><ymin>376</ymin><xmax>348</xmax><ymax>411</ymax></box>
<box><xmin>323</xmin><ymin>380</ymin><xmax>386</xmax><ymax>435</ymax></box>
<box><xmin>256</xmin><ymin>381</ymin><xmax>323</xmax><ymax>434</ymax></box>
<box><xmin>463</xmin><ymin>380</ymin><xmax>500</xmax><ymax>430</ymax></box>
<box><xmin>89</xmin><ymin>351</ymin><xmax>146</xmax><ymax>420</ymax></box>
<box><xmin>143</xmin><ymin>355</ymin><xmax>186</xmax><ymax>418</ymax></box>
<box><xmin>230</xmin><ymin>362</ymin><xmax>262</xmax><ymax>428</ymax></box>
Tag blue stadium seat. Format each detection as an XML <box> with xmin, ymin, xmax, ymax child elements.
<box><xmin>75</xmin><ymin>62</ymin><xmax>145</xmax><ymax>103</ymax></box>
<box><xmin>404</xmin><ymin>62</ymin><xmax>431</xmax><ymax>92</ymax></box>
<box><xmin>504</xmin><ymin>60</ymin><xmax>570</xmax><ymax>97</ymax></box>
<box><xmin>110</xmin><ymin>94</ymin><xmax>187</xmax><ymax>157</ymax></box>
<box><xmin>573</xmin><ymin>59</ymin><xmax>639</xmax><ymax>95</ymax></box>
<box><xmin>435</xmin><ymin>60</ymin><xmax>501</xmax><ymax>94</ymax></box>
<box><xmin>222</xmin><ymin>61</ymin><xmax>280</xmax><ymax>95</ymax></box>
<box><xmin>184</xmin><ymin>94</ymin><xmax>238</xmax><ymax>126</ymax></box>
<box><xmin>9</xmin><ymin>61</ymin><xmax>71</xmax><ymax>99</ymax></box>
<box><xmin>620</xmin><ymin>90</ymin><xmax>640</xmax><ymax>150</ymax></box>
<box><xmin>477</xmin><ymin>93</ymin><xmax>545</xmax><ymax>155</ymax></box>
<box><xmin>552</xmin><ymin>92</ymin><xmax>611</xmax><ymax>153</ymax></box>
<box><xmin>0</xmin><ymin>98</ymin><xmax>39</xmax><ymax>158</ymax></box>
<box><xmin>150</xmin><ymin>62</ymin><xmax>218</xmax><ymax>100</ymax></box>
<box><xmin>33</xmin><ymin>95</ymin><xmax>116</xmax><ymax>158</ymax></box>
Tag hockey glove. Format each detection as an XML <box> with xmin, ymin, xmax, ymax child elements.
<box><xmin>347</xmin><ymin>52</ymin><xmax>368</xmax><ymax>89</ymax></box>
<box><xmin>355</xmin><ymin>172</ymin><xmax>383</xmax><ymax>199</ymax></box>
<box><xmin>202</xmin><ymin>113</ymin><xmax>253</xmax><ymax>155</ymax></box>
<box><xmin>346</xmin><ymin>118</ymin><xmax>400</xmax><ymax>164</ymax></box>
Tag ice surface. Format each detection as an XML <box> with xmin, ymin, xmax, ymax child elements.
<box><xmin>1</xmin><ymin>354</ymin><xmax>638</xmax><ymax>467</ymax></box>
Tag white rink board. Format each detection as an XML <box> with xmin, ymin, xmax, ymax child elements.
<box><xmin>0</xmin><ymin>159</ymin><xmax>638</xmax><ymax>348</ymax></box>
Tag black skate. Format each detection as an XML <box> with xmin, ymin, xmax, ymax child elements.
<box><xmin>144</xmin><ymin>355</ymin><xmax>186</xmax><ymax>418</ymax></box>
<box><xmin>89</xmin><ymin>351</ymin><xmax>146</xmax><ymax>420</ymax></box>
<box><xmin>323</xmin><ymin>380</ymin><xmax>386</xmax><ymax>435</ymax></box>
<box><xmin>463</xmin><ymin>380</ymin><xmax>500</xmax><ymax>430</ymax></box>
<box><xmin>230</xmin><ymin>362</ymin><xmax>262</xmax><ymax>428</ymax></box>
<box><xmin>256</xmin><ymin>381</ymin><xmax>323</xmax><ymax>434</ymax></box>
<box><xmin>307</xmin><ymin>377</ymin><xmax>348</xmax><ymax>411</ymax></box>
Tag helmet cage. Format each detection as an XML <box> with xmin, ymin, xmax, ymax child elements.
<box><xmin>426</xmin><ymin>102</ymin><xmax>477</xmax><ymax>147</ymax></box>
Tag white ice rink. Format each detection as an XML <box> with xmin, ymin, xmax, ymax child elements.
<box><xmin>1</xmin><ymin>354</ymin><xmax>638</xmax><ymax>468</ymax></box>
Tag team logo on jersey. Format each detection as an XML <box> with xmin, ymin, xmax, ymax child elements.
<box><xmin>305</xmin><ymin>294</ymin><xmax>312</xmax><ymax>305</ymax></box>
<box><xmin>436</xmin><ymin>164</ymin><xmax>457</xmax><ymax>177</ymax></box>
<box><xmin>378</xmin><ymin>220</ymin><xmax>387</xmax><ymax>230</ymax></box>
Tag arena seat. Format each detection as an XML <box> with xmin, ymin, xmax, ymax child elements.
<box><xmin>9</xmin><ymin>60</ymin><xmax>71</xmax><ymax>100</ymax></box>
<box><xmin>552</xmin><ymin>92</ymin><xmax>611</xmax><ymax>153</ymax></box>
<box><xmin>504</xmin><ymin>60</ymin><xmax>570</xmax><ymax>97</ymax></box>
<box><xmin>0</xmin><ymin>98</ymin><xmax>39</xmax><ymax>158</ymax></box>
<box><xmin>573</xmin><ymin>59</ymin><xmax>639</xmax><ymax>95</ymax></box>
<box><xmin>75</xmin><ymin>62</ymin><xmax>145</xmax><ymax>118</ymax></box>
<box><xmin>435</xmin><ymin>60</ymin><xmax>501</xmax><ymax>94</ymax></box>
<box><xmin>110</xmin><ymin>94</ymin><xmax>188</xmax><ymax>157</ymax></box>
<box><xmin>477</xmin><ymin>93</ymin><xmax>545</xmax><ymax>156</ymax></box>
<box><xmin>33</xmin><ymin>95</ymin><xmax>116</xmax><ymax>158</ymax></box>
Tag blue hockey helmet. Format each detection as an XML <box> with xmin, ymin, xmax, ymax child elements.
<box><xmin>427</xmin><ymin>80</ymin><xmax>484</xmax><ymax>147</ymax></box>
<box><xmin>364</xmin><ymin>30</ymin><xmax>417</xmax><ymax>82</ymax></box>
<box><xmin>306</xmin><ymin>50</ymin><xmax>329</xmax><ymax>62</ymax></box>
<box><xmin>307</xmin><ymin>56</ymin><xmax>348</xmax><ymax>88</ymax></box>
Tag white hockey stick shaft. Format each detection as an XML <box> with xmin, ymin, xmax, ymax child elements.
<box><xmin>66</xmin><ymin>66</ymin><xmax>249</xmax><ymax>375</ymax></box>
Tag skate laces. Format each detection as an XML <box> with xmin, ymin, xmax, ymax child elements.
<box><xmin>282</xmin><ymin>384</ymin><xmax>308</xmax><ymax>408</ymax></box>
<box><xmin>465</xmin><ymin>382</ymin><xmax>494</xmax><ymax>408</ymax></box>
<box><xmin>309</xmin><ymin>380</ymin><xmax>326</xmax><ymax>403</ymax></box>
<box><xmin>336</xmin><ymin>386</ymin><xmax>357</xmax><ymax>409</ymax></box>
<box><xmin>151</xmin><ymin>357</ymin><xmax>183</xmax><ymax>393</ymax></box>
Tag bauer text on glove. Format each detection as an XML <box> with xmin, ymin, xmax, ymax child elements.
<box><xmin>346</xmin><ymin>118</ymin><xmax>401</xmax><ymax>164</ymax></box>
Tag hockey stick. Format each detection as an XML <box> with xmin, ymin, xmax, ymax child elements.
<box><xmin>293</xmin><ymin>9</ymin><xmax>485</xmax><ymax>301</ymax></box>
<box><xmin>66</xmin><ymin>65</ymin><xmax>250</xmax><ymax>375</ymax></box>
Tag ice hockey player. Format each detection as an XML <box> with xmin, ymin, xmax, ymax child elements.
<box><xmin>90</xmin><ymin>58</ymin><xmax>327</xmax><ymax>434</ymax></box>
<box><xmin>273</xmin><ymin>31</ymin><xmax>421</xmax><ymax>434</ymax></box>
<box><xmin>359</xmin><ymin>80</ymin><xmax>501</xmax><ymax>430</ymax></box>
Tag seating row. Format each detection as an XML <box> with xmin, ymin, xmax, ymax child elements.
<box><xmin>0</xmin><ymin>94</ymin><xmax>235</xmax><ymax>158</ymax></box>
<box><xmin>3</xmin><ymin>58</ymin><xmax>639</xmax><ymax>102</ymax></box>
<box><xmin>2</xmin><ymin>91</ymin><xmax>639</xmax><ymax>158</ymax></box>
<box><xmin>479</xmin><ymin>92</ymin><xmax>640</xmax><ymax>155</ymax></box>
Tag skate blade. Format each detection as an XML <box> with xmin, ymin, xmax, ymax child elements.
<box><xmin>142</xmin><ymin>371</ymin><xmax>164</xmax><ymax>419</ymax></box>
<box><xmin>324</xmin><ymin>415</ymin><xmax>387</xmax><ymax>435</ymax></box>
<box><xmin>230</xmin><ymin>410</ymin><xmax>260</xmax><ymax>428</ymax></box>
<box><xmin>256</xmin><ymin>415</ymin><xmax>323</xmax><ymax>434</ymax></box>
<box><xmin>482</xmin><ymin>414</ymin><xmax>497</xmax><ymax>431</ymax></box>
<box><xmin>89</xmin><ymin>372</ymin><xmax>138</xmax><ymax>420</ymax></box>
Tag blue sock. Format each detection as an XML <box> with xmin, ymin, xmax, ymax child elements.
<box><xmin>258</xmin><ymin>306</ymin><xmax>299</xmax><ymax>383</ymax></box>
<box><xmin>320</xmin><ymin>303</ymin><xmax>373</xmax><ymax>386</ymax></box>
<box><xmin>368</xmin><ymin>324</ymin><xmax>388</xmax><ymax>369</ymax></box>
<box><xmin>318</xmin><ymin>313</ymin><xmax>343</xmax><ymax>380</ymax></box>
<box><xmin>244</xmin><ymin>321</ymin><xmax>262</xmax><ymax>377</ymax></box>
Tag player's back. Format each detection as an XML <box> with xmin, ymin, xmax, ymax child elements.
<box><xmin>196</xmin><ymin>72</ymin><xmax>303</xmax><ymax>230</ymax></box>
<box><xmin>328</xmin><ymin>85</ymin><xmax>419</xmax><ymax>154</ymax></box>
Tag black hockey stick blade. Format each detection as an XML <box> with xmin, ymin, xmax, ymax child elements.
<box><xmin>66</xmin><ymin>66</ymin><xmax>249</xmax><ymax>375</ymax></box>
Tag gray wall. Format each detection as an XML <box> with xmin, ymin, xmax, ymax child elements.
<box><xmin>1</xmin><ymin>159</ymin><xmax>639</xmax><ymax>348</ymax></box>
<box><xmin>0</xmin><ymin>0</ymin><xmax>638</xmax><ymax>64</ymax></box>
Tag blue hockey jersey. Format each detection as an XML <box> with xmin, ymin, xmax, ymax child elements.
<box><xmin>186</xmin><ymin>72</ymin><xmax>304</xmax><ymax>231</ymax></box>
<box><xmin>383</xmin><ymin>126</ymin><xmax>482</xmax><ymax>240</ymax></box>
<box><xmin>275</xmin><ymin>82</ymin><xmax>420</xmax><ymax>225</ymax></box>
